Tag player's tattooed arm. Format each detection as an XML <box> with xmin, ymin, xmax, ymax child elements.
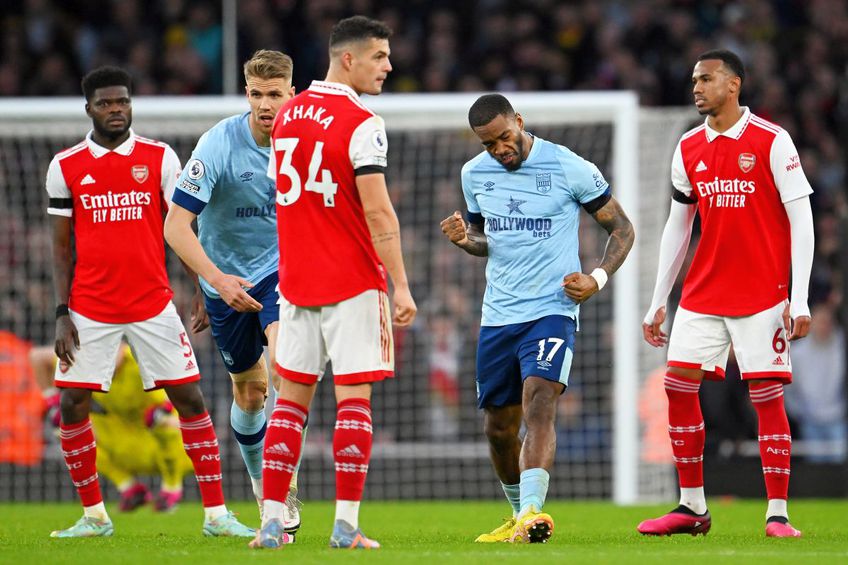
<box><xmin>372</xmin><ymin>230</ymin><xmax>400</xmax><ymax>245</ymax></box>
<box><xmin>591</xmin><ymin>196</ymin><xmax>635</xmax><ymax>276</ymax></box>
<box><xmin>440</xmin><ymin>211</ymin><xmax>488</xmax><ymax>257</ymax></box>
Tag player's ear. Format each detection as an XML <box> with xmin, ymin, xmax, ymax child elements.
<box><xmin>84</xmin><ymin>102</ymin><xmax>92</xmax><ymax>117</ymax></box>
<box><xmin>515</xmin><ymin>113</ymin><xmax>524</xmax><ymax>131</ymax></box>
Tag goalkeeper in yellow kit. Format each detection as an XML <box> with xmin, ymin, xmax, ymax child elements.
<box><xmin>32</xmin><ymin>344</ymin><xmax>193</xmax><ymax>512</ymax></box>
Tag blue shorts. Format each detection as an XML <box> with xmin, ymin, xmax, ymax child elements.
<box><xmin>476</xmin><ymin>315</ymin><xmax>576</xmax><ymax>409</ymax></box>
<box><xmin>204</xmin><ymin>272</ymin><xmax>280</xmax><ymax>373</ymax></box>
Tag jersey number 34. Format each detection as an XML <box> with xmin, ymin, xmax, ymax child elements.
<box><xmin>274</xmin><ymin>137</ymin><xmax>339</xmax><ymax>207</ymax></box>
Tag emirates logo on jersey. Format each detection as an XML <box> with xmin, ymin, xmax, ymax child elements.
<box><xmin>738</xmin><ymin>153</ymin><xmax>756</xmax><ymax>173</ymax></box>
<box><xmin>131</xmin><ymin>165</ymin><xmax>149</xmax><ymax>183</ymax></box>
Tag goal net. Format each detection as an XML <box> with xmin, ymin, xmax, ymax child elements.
<box><xmin>0</xmin><ymin>93</ymin><xmax>695</xmax><ymax>504</ymax></box>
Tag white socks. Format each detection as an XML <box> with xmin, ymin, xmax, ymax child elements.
<box><xmin>679</xmin><ymin>487</ymin><xmax>707</xmax><ymax>515</ymax></box>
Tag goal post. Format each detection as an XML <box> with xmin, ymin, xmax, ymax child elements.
<box><xmin>0</xmin><ymin>93</ymin><xmax>694</xmax><ymax>505</ymax></box>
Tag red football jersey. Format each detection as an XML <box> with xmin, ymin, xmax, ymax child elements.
<box><xmin>46</xmin><ymin>131</ymin><xmax>182</xmax><ymax>323</ymax></box>
<box><xmin>672</xmin><ymin>108</ymin><xmax>813</xmax><ymax>316</ymax></box>
<box><xmin>268</xmin><ymin>81</ymin><xmax>389</xmax><ymax>306</ymax></box>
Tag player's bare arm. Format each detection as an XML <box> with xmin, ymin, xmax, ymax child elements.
<box><xmin>51</xmin><ymin>215</ymin><xmax>79</xmax><ymax>365</ymax></box>
<box><xmin>563</xmin><ymin>196</ymin><xmax>634</xmax><ymax>304</ymax></box>
<box><xmin>440</xmin><ymin>211</ymin><xmax>488</xmax><ymax>257</ymax></box>
<box><xmin>164</xmin><ymin>204</ymin><xmax>262</xmax><ymax>313</ymax></box>
<box><xmin>357</xmin><ymin>172</ymin><xmax>417</xmax><ymax>327</ymax></box>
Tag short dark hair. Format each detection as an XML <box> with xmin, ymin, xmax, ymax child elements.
<box><xmin>697</xmin><ymin>49</ymin><xmax>745</xmax><ymax>83</ymax></box>
<box><xmin>468</xmin><ymin>94</ymin><xmax>515</xmax><ymax>128</ymax></box>
<box><xmin>81</xmin><ymin>66</ymin><xmax>132</xmax><ymax>101</ymax></box>
<box><xmin>329</xmin><ymin>15</ymin><xmax>392</xmax><ymax>52</ymax></box>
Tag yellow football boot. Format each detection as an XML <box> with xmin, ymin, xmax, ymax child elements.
<box><xmin>474</xmin><ymin>517</ymin><xmax>517</xmax><ymax>542</ymax></box>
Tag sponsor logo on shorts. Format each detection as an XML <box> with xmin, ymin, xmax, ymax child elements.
<box><xmin>185</xmin><ymin>359</ymin><xmax>196</xmax><ymax>371</ymax></box>
<box><xmin>221</xmin><ymin>350</ymin><xmax>234</xmax><ymax>366</ymax></box>
<box><xmin>772</xmin><ymin>355</ymin><xmax>785</xmax><ymax>366</ymax></box>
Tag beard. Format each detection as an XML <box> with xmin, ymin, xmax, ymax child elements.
<box><xmin>501</xmin><ymin>135</ymin><xmax>525</xmax><ymax>171</ymax></box>
<box><xmin>94</xmin><ymin>118</ymin><xmax>132</xmax><ymax>140</ymax></box>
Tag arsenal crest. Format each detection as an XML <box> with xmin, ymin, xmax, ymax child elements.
<box><xmin>131</xmin><ymin>165</ymin><xmax>149</xmax><ymax>183</ymax></box>
<box><xmin>738</xmin><ymin>153</ymin><xmax>756</xmax><ymax>173</ymax></box>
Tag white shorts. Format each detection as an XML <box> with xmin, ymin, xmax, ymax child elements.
<box><xmin>667</xmin><ymin>300</ymin><xmax>792</xmax><ymax>382</ymax></box>
<box><xmin>54</xmin><ymin>302</ymin><xmax>201</xmax><ymax>392</ymax></box>
<box><xmin>275</xmin><ymin>289</ymin><xmax>394</xmax><ymax>385</ymax></box>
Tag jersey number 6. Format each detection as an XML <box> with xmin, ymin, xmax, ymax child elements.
<box><xmin>274</xmin><ymin>137</ymin><xmax>339</xmax><ymax>207</ymax></box>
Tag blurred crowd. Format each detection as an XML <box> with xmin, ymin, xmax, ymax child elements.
<box><xmin>0</xmin><ymin>0</ymin><xmax>845</xmax><ymax>464</ymax></box>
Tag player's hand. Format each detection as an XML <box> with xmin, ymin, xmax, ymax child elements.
<box><xmin>190</xmin><ymin>290</ymin><xmax>209</xmax><ymax>333</ymax></box>
<box><xmin>440</xmin><ymin>211</ymin><xmax>469</xmax><ymax>246</ymax></box>
<box><xmin>392</xmin><ymin>286</ymin><xmax>417</xmax><ymax>327</ymax></box>
<box><xmin>562</xmin><ymin>272</ymin><xmax>599</xmax><ymax>304</ymax></box>
<box><xmin>784</xmin><ymin>303</ymin><xmax>811</xmax><ymax>341</ymax></box>
<box><xmin>642</xmin><ymin>306</ymin><xmax>668</xmax><ymax>347</ymax></box>
<box><xmin>213</xmin><ymin>274</ymin><xmax>262</xmax><ymax>312</ymax></box>
<box><xmin>54</xmin><ymin>315</ymin><xmax>80</xmax><ymax>366</ymax></box>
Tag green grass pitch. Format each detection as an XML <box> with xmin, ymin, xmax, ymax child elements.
<box><xmin>2</xmin><ymin>499</ymin><xmax>846</xmax><ymax>564</ymax></box>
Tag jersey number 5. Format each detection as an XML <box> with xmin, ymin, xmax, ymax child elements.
<box><xmin>274</xmin><ymin>137</ymin><xmax>339</xmax><ymax>207</ymax></box>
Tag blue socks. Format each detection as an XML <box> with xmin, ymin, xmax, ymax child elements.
<box><xmin>230</xmin><ymin>401</ymin><xmax>266</xmax><ymax>480</ymax></box>
<box><xmin>502</xmin><ymin>483</ymin><xmax>521</xmax><ymax>516</ymax></box>
<box><xmin>519</xmin><ymin>468</ymin><xmax>550</xmax><ymax>515</ymax></box>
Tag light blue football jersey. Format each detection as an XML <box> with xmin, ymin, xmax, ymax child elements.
<box><xmin>172</xmin><ymin>113</ymin><xmax>278</xmax><ymax>298</ymax></box>
<box><xmin>461</xmin><ymin>135</ymin><xmax>611</xmax><ymax>326</ymax></box>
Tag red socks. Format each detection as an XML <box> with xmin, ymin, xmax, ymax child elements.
<box><xmin>664</xmin><ymin>373</ymin><xmax>705</xmax><ymax>488</ymax></box>
<box><xmin>263</xmin><ymin>399</ymin><xmax>307</xmax><ymax>503</ymax></box>
<box><xmin>334</xmin><ymin>398</ymin><xmax>373</xmax><ymax>501</ymax></box>
<box><xmin>750</xmin><ymin>381</ymin><xmax>791</xmax><ymax>500</ymax></box>
<box><xmin>60</xmin><ymin>419</ymin><xmax>102</xmax><ymax>506</ymax></box>
<box><xmin>179</xmin><ymin>411</ymin><xmax>225</xmax><ymax>507</ymax></box>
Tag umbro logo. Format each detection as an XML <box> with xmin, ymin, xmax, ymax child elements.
<box><xmin>266</xmin><ymin>442</ymin><xmax>292</xmax><ymax>455</ymax></box>
<box><xmin>240</xmin><ymin>171</ymin><xmax>254</xmax><ymax>182</ymax></box>
<box><xmin>336</xmin><ymin>444</ymin><xmax>364</xmax><ymax>458</ymax></box>
<box><xmin>184</xmin><ymin>359</ymin><xmax>196</xmax><ymax>371</ymax></box>
<box><xmin>772</xmin><ymin>355</ymin><xmax>785</xmax><ymax>366</ymax></box>
<box><xmin>81</xmin><ymin>174</ymin><xmax>96</xmax><ymax>185</ymax></box>
<box><xmin>695</xmin><ymin>161</ymin><xmax>708</xmax><ymax>172</ymax></box>
<box><xmin>484</xmin><ymin>181</ymin><xmax>495</xmax><ymax>191</ymax></box>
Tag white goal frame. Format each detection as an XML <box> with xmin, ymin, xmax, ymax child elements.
<box><xmin>0</xmin><ymin>92</ymin><xmax>648</xmax><ymax>504</ymax></box>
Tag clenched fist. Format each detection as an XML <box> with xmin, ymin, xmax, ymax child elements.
<box><xmin>440</xmin><ymin>211</ymin><xmax>469</xmax><ymax>245</ymax></box>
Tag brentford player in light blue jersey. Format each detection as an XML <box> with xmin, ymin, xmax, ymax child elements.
<box><xmin>441</xmin><ymin>93</ymin><xmax>634</xmax><ymax>544</ymax></box>
<box><xmin>163</xmin><ymin>50</ymin><xmax>301</xmax><ymax>540</ymax></box>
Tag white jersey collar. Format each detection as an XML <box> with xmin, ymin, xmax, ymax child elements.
<box><xmin>86</xmin><ymin>129</ymin><xmax>137</xmax><ymax>157</ymax></box>
<box><xmin>308</xmin><ymin>80</ymin><xmax>361</xmax><ymax>99</ymax></box>
<box><xmin>704</xmin><ymin>107</ymin><xmax>750</xmax><ymax>143</ymax></box>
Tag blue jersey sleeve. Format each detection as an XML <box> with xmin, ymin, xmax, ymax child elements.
<box><xmin>172</xmin><ymin>127</ymin><xmax>225</xmax><ymax>215</ymax></box>
<box><xmin>460</xmin><ymin>161</ymin><xmax>483</xmax><ymax>224</ymax></box>
<box><xmin>561</xmin><ymin>151</ymin><xmax>610</xmax><ymax>205</ymax></box>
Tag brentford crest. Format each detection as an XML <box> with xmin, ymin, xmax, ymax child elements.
<box><xmin>131</xmin><ymin>165</ymin><xmax>149</xmax><ymax>183</ymax></box>
<box><xmin>738</xmin><ymin>153</ymin><xmax>756</xmax><ymax>173</ymax></box>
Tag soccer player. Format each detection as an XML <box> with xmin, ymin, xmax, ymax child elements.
<box><xmin>440</xmin><ymin>94</ymin><xmax>634</xmax><ymax>543</ymax></box>
<box><xmin>639</xmin><ymin>49</ymin><xmax>813</xmax><ymax>538</ymax></box>
<box><xmin>163</xmin><ymin>50</ymin><xmax>302</xmax><ymax>534</ymax></box>
<box><xmin>251</xmin><ymin>16</ymin><xmax>417</xmax><ymax>550</ymax></box>
<box><xmin>31</xmin><ymin>344</ymin><xmax>194</xmax><ymax>512</ymax></box>
<box><xmin>46</xmin><ymin>66</ymin><xmax>252</xmax><ymax>538</ymax></box>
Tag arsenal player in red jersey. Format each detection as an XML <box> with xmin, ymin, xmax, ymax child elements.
<box><xmin>252</xmin><ymin>16</ymin><xmax>416</xmax><ymax>550</ymax></box>
<box><xmin>46</xmin><ymin>66</ymin><xmax>252</xmax><ymax>539</ymax></box>
<box><xmin>640</xmin><ymin>50</ymin><xmax>814</xmax><ymax>538</ymax></box>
